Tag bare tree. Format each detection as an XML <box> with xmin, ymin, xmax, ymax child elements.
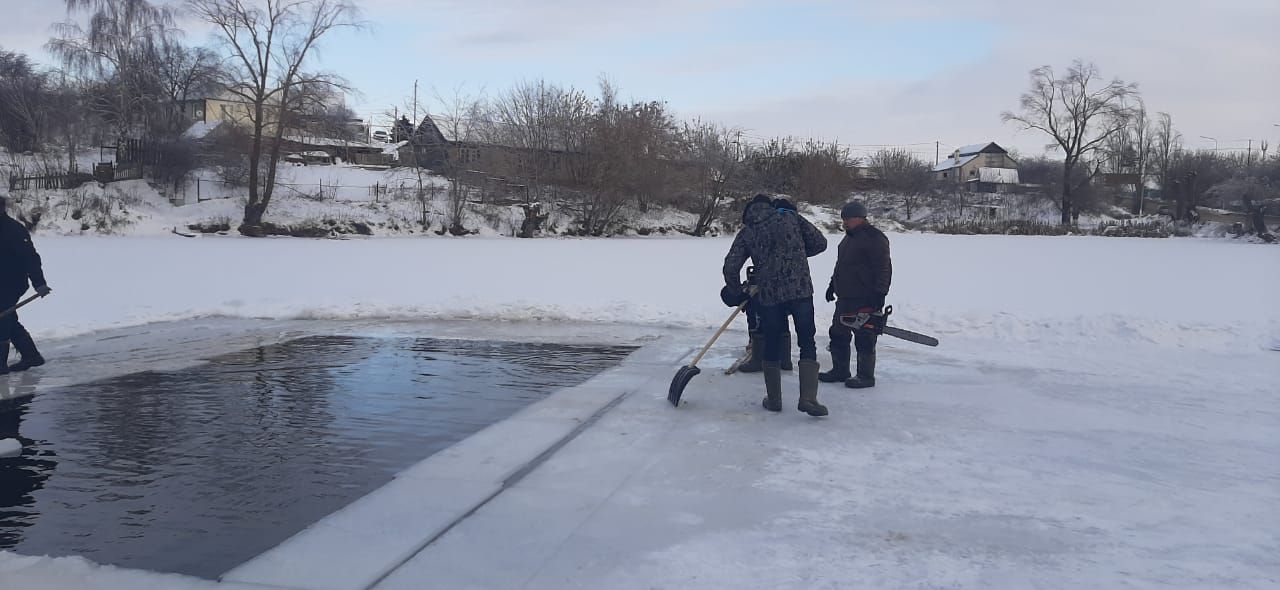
<box><xmin>157</xmin><ymin>40</ymin><xmax>221</xmax><ymax>105</ymax></box>
<box><xmin>431</xmin><ymin>85</ymin><xmax>484</xmax><ymax>235</ymax></box>
<box><xmin>1003</xmin><ymin>60</ymin><xmax>1137</xmax><ymax>224</ymax></box>
<box><xmin>49</xmin><ymin>0</ymin><xmax>175</xmax><ymax>138</ymax></box>
<box><xmin>1151</xmin><ymin>112</ymin><xmax>1181</xmax><ymax>200</ymax></box>
<box><xmin>0</xmin><ymin>50</ymin><xmax>50</xmax><ymax>153</ymax></box>
<box><xmin>681</xmin><ymin>121</ymin><xmax>745</xmax><ymax>236</ymax></box>
<box><xmin>869</xmin><ymin>148</ymin><xmax>933</xmax><ymax>219</ymax></box>
<box><xmin>187</xmin><ymin>0</ymin><xmax>359</xmax><ymax>235</ymax></box>
<box><xmin>1101</xmin><ymin>102</ymin><xmax>1156</xmax><ymax>214</ymax></box>
<box><xmin>792</xmin><ymin>139</ymin><xmax>855</xmax><ymax>205</ymax></box>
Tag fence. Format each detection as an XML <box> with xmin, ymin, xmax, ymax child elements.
<box><xmin>8</xmin><ymin>172</ymin><xmax>94</xmax><ymax>191</ymax></box>
<box><xmin>177</xmin><ymin>178</ymin><xmax>432</xmax><ymax>204</ymax></box>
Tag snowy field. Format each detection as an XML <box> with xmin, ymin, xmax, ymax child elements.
<box><xmin>17</xmin><ymin>232</ymin><xmax>1279</xmax><ymax>351</ymax></box>
<box><xmin>2</xmin><ymin>233</ymin><xmax>1278</xmax><ymax>589</ymax></box>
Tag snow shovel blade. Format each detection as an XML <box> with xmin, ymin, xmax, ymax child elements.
<box><xmin>668</xmin><ymin>364</ymin><xmax>701</xmax><ymax>407</ymax></box>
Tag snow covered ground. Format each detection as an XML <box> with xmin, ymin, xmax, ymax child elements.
<box><xmin>2</xmin><ymin>233</ymin><xmax>1278</xmax><ymax>589</ymax></box>
<box><xmin>18</xmin><ymin>232</ymin><xmax>1279</xmax><ymax>351</ymax></box>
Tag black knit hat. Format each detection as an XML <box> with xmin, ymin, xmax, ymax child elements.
<box><xmin>840</xmin><ymin>201</ymin><xmax>868</xmax><ymax>219</ymax></box>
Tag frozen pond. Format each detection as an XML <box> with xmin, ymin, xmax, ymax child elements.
<box><xmin>0</xmin><ymin>335</ymin><xmax>633</xmax><ymax>579</ymax></box>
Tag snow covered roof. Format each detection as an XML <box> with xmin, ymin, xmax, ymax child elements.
<box><xmin>283</xmin><ymin>135</ymin><xmax>379</xmax><ymax>149</ymax></box>
<box><xmin>383</xmin><ymin>140</ymin><xmax>409</xmax><ymax>156</ymax></box>
<box><xmin>182</xmin><ymin>120</ymin><xmax>223</xmax><ymax>140</ymax></box>
<box><xmin>956</xmin><ymin>142</ymin><xmax>997</xmax><ymax>156</ymax></box>
<box><xmin>978</xmin><ymin>167</ymin><xmax>1019</xmax><ymax>184</ymax></box>
<box><xmin>932</xmin><ymin>153</ymin><xmax>978</xmax><ymax>172</ymax></box>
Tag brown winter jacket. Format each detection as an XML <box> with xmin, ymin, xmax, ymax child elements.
<box><xmin>830</xmin><ymin>223</ymin><xmax>892</xmax><ymax>309</ymax></box>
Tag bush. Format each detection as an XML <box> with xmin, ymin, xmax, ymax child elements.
<box><xmin>933</xmin><ymin>219</ymin><xmax>1073</xmax><ymax>236</ymax></box>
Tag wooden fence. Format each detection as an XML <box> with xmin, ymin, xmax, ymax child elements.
<box><xmin>7</xmin><ymin>172</ymin><xmax>93</xmax><ymax>192</ymax></box>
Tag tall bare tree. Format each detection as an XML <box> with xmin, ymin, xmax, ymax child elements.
<box><xmin>681</xmin><ymin>121</ymin><xmax>744</xmax><ymax>236</ymax></box>
<box><xmin>50</xmin><ymin>0</ymin><xmax>176</xmax><ymax>138</ymax></box>
<box><xmin>187</xmin><ymin>0</ymin><xmax>359</xmax><ymax>234</ymax></box>
<box><xmin>0</xmin><ymin>50</ymin><xmax>50</xmax><ymax>153</ymax></box>
<box><xmin>1003</xmin><ymin>60</ymin><xmax>1137</xmax><ymax>224</ymax></box>
<box><xmin>1151</xmin><ymin>112</ymin><xmax>1181</xmax><ymax>201</ymax></box>
<box><xmin>1102</xmin><ymin>102</ymin><xmax>1156</xmax><ymax>214</ymax></box>
<box><xmin>431</xmin><ymin>85</ymin><xmax>484</xmax><ymax>235</ymax></box>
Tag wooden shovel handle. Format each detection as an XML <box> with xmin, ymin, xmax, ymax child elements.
<box><xmin>688</xmin><ymin>286</ymin><xmax>758</xmax><ymax>368</ymax></box>
<box><xmin>0</xmin><ymin>293</ymin><xmax>42</xmax><ymax>321</ymax></box>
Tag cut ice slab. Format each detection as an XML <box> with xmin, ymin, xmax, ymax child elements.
<box><xmin>0</xmin><ymin>439</ymin><xmax>21</xmax><ymax>458</ymax></box>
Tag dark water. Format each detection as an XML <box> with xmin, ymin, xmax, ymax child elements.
<box><xmin>0</xmin><ymin>336</ymin><xmax>632</xmax><ymax>579</ymax></box>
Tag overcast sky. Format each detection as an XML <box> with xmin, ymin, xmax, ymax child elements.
<box><xmin>4</xmin><ymin>0</ymin><xmax>1277</xmax><ymax>161</ymax></box>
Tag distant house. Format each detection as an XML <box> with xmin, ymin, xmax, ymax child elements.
<box><xmin>397</xmin><ymin>114</ymin><xmax>578</xmax><ymax>182</ymax></box>
<box><xmin>933</xmin><ymin>142</ymin><xmax>1019</xmax><ymax>191</ymax></box>
<box><xmin>179</xmin><ymin>95</ymin><xmax>256</xmax><ymax>128</ymax></box>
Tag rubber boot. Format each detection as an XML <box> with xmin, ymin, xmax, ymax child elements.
<box><xmin>8</xmin><ymin>325</ymin><xmax>44</xmax><ymax>373</ymax></box>
<box><xmin>0</xmin><ymin>341</ymin><xmax>10</xmax><ymax>376</ymax></box>
<box><xmin>818</xmin><ymin>344</ymin><xmax>851</xmax><ymax>383</ymax></box>
<box><xmin>761</xmin><ymin>361</ymin><xmax>782</xmax><ymax>412</ymax></box>
<box><xmin>779</xmin><ymin>332</ymin><xmax>793</xmax><ymax>371</ymax></box>
<box><xmin>845</xmin><ymin>353</ymin><xmax>876</xmax><ymax>389</ymax></box>
<box><xmin>796</xmin><ymin>359</ymin><xmax>827</xmax><ymax>416</ymax></box>
<box><xmin>738</xmin><ymin>330</ymin><xmax>763</xmax><ymax>373</ymax></box>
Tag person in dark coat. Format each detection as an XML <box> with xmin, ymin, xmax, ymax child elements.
<box><xmin>819</xmin><ymin>201</ymin><xmax>891</xmax><ymax>388</ymax></box>
<box><xmin>0</xmin><ymin>197</ymin><xmax>51</xmax><ymax>374</ymax></box>
<box><xmin>734</xmin><ymin>197</ymin><xmax>797</xmax><ymax>374</ymax></box>
<box><xmin>723</xmin><ymin>194</ymin><xmax>829</xmax><ymax>416</ymax></box>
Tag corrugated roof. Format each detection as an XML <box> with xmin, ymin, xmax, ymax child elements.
<box><xmin>932</xmin><ymin>153</ymin><xmax>978</xmax><ymax>172</ymax></box>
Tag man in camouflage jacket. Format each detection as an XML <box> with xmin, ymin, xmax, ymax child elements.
<box><xmin>723</xmin><ymin>194</ymin><xmax>829</xmax><ymax>416</ymax></box>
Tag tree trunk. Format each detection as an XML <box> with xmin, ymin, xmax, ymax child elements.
<box><xmin>241</xmin><ymin>201</ymin><xmax>268</xmax><ymax>235</ymax></box>
<box><xmin>1060</xmin><ymin>161</ymin><xmax>1074</xmax><ymax>226</ymax></box>
<box><xmin>245</xmin><ymin>103</ymin><xmax>265</xmax><ymax>232</ymax></box>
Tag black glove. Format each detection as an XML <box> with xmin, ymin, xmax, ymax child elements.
<box><xmin>719</xmin><ymin>284</ymin><xmax>749</xmax><ymax>308</ymax></box>
<box><xmin>824</xmin><ymin>282</ymin><xmax>836</xmax><ymax>303</ymax></box>
<box><xmin>35</xmin><ymin>285</ymin><xmax>52</xmax><ymax>297</ymax></box>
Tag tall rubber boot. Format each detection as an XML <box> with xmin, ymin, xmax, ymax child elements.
<box><xmin>818</xmin><ymin>344</ymin><xmax>851</xmax><ymax>383</ymax></box>
<box><xmin>779</xmin><ymin>332</ymin><xmax>793</xmax><ymax>371</ymax></box>
<box><xmin>8</xmin><ymin>324</ymin><xmax>44</xmax><ymax>373</ymax></box>
<box><xmin>796</xmin><ymin>359</ymin><xmax>827</xmax><ymax>416</ymax></box>
<box><xmin>738</xmin><ymin>330</ymin><xmax>763</xmax><ymax>373</ymax></box>
<box><xmin>845</xmin><ymin>353</ymin><xmax>876</xmax><ymax>389</ymax></box>
<box><xmin>761</xmin><ymin>361</ymin><xmax>782</xmax><ymax>412</ymax></box>
<box><xmin>0</xmin><ymin>340</ymin><xmax>10</xmax><ymax>376</ymax></box>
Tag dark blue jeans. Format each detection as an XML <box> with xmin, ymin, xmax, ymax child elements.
<box><xmin>758</xmin><ymin>297</ymin><xmax>817</xmax><ymax>362</ymax></box>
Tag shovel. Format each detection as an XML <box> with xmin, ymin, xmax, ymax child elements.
<box><xmin>0</xmin><ymin>293</ymin><xmax>43</xmax><ymax>321</ymax></box>
<box><xmin>668</xmin><ymin>287</ymin><xmax>757</xmax><ymax>407</ymax></box>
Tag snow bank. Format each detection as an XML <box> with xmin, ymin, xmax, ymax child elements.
<box><xmin>0</xmin><ymin>552</ymin><xmax>226</xmax><ymax>590</ymax></box>
<box><xmin>22</xmin><ymin>233</ymin><xmax>1279</xmax><ymax>352</ymax></box>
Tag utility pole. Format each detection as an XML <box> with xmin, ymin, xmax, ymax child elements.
<box><xmin>412</xmin><ymin>79</ymin><xmax>419</xmax><ymax>125</ymax></box>
<box><xmin>935</xmin><ymin>141</ymin><xmax>940</xmax><ymax>167</ymax></box>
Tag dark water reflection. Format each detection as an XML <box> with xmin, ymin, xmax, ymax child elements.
<box><xmin>0</xmin><ymin>336</ymin><xmax>632</xmax><ymax>579</ymax></box>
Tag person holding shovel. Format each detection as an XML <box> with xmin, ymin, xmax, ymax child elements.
<box><xmin>0</xmin><ymin>197</ymin><xmax>51</xmax><ymax>375</ymax></box>
<box><xmin>723</xmin><ymin>194</ymin><xmax>828</xmax><ymax>416</ymax></box>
